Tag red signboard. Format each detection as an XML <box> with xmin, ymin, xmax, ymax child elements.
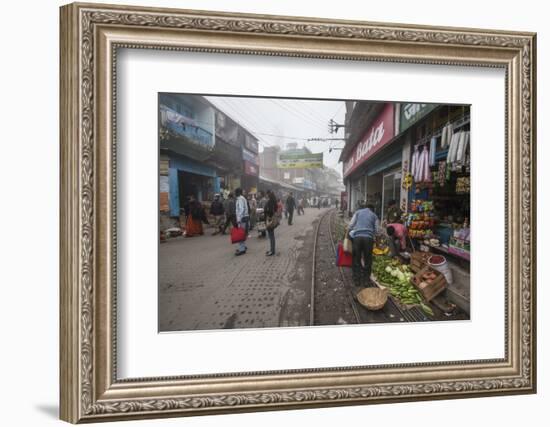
<box><xmin>243</xmin><ymin>160</ymin><xmax>259</xmax><ymax>176</ymax></box>
<box><xmin>343</xmin><ymin>103</ymin><xmax>395</xmax><ymax>178</ymax></box>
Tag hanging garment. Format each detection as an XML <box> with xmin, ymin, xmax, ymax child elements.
<box><xmin>414</xmin><ymin>145</ymin><xmax>431</xmax><ymax>183</ymax></box>
<box><xmin>429</xmin><ymin>136</ymin><xmax>437</xmax><ymax>166</ymax></box>
<box><xmin>456</xmin><ymin>131</ymin><xmax>470</xmax><ymax>164</ymax></box>
<box><xmin>455</xmin><ymin>131</ymin><xmax>465</xmax><ymax>164</ymax></box>
<box><xmin>441</xmin><ymin>124</ymin><xmax>453</xmax><ymax>148</ymax></box>
<box><xmin>422</xmin><ymin>146</ymin><xmax>431</xmax><ymax>182</ymax></box>
<box><xmin>447</xmin><ymin>131</ymin><xmax>461</xmax><ymax>163</ymax></box>
<box><xmin>414</xmin><ymin>146</ymin><xmax>424</xmax><ymax>182</ymax></box>
<box><xmin>440</xmin><ymin>125</ymin><xmax>447</xmax><ymax>148</ymax></box>
<box><xmin>411</xmin><ymin>145</ymin><xmax>420</xmax><ymax>178</ymax></box>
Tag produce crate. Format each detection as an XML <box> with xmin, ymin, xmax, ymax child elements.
<box><xmin>412</xmin><ymin>265</ymin><xmax>446</xmax><ymax>302</ymax></box>
<box><xmin>410</xmin><ymin>251</ymin><xmax>432</xmax><ymax>272</ymax></box>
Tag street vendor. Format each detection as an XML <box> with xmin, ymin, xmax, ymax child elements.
<box><xmin>348</xmin><ymin>201</ymin><xmax>380</xmax><ymax>288</ymax></box>
<box><xmin>386</xmin><ymin>223</ymin><xmax>408</xmax><ymax>257</ymax></box>
<box><xmin>385</xmin><ymin>199</ymin><xmax>402</xmax><ymax>224</ymax></box>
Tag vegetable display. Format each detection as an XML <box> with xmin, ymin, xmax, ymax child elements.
<box><xmin>372</xmin><ymin>247</ymin><xmax>389</xmax><ymax>256</ymax></box>
<box><xmin>372</xmin><ymin>256</ymin><xmax>434</xmax><ymax>316</ymax></box>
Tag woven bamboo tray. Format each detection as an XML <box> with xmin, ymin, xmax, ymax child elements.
<box><xmin>357</xmin><ymin>287</ymin><xmax>389</xmax><ymax>310</ymax></box>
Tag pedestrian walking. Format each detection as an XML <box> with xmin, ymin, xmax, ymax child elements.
<box><xmin>264</xmin><ymin>190</ymin><xmax>279</xmax><ymax>256</ymax></box>
<box><xmin>297</xmin><ymin>198</ymin><xmax>305</xmax><ymax>215</ymax></box>
<box><xmin>276</xmin><ymin>198</ymin><xmax>284</xmax><ymax>220</ymax></box>
<box><xmin>285</xmin><ymin>192</ymin><xmax>296</xmax><ymax>225</ymax></box>
<box><xmin>221</xmin><ymin>193</ymin><xmax>236</xmax><ymax>235</ymax></box>
<box><xmin>234</xmin><ymin>188</ymin><xmax>249</xmax><ymax>255</ymax></box>
<box><xmin>248</xmin><ymin>193</ymin><xmax>257</xmax><ymax>232</ymax></box>
<box><xmin>220</xmin><ymin>184</ymin><xmax>230</xmax><ymax>200</ymax></box>
<box><xmin>348</xmin><ymin>201</ymin><xmax>380</xmax><ymax>289</ymax></box>
<box><xmin>209</xmin><ymin>194</ymin><xmax>225</xmax><ymax>235</ymax></box>
<box><xmin>185</xmin><ymin>195</ymin><xmax>205</xmax><ymax>237</ymax></box>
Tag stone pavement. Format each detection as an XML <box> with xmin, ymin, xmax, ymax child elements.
<box><xmin>159</xmin><ymin>208</ymin><xmax>330</xmax><ymax>331</ymax></box>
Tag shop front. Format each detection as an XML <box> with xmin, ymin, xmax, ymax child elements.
<box><xmin>241</xmin><ymin>160</ymin><xmax>259</xmax><ymax>195</ymax></box>
<box><xmin>398</xmin><ymin>103</ymin><xmax>471</xmax><ymax>313</ymax></box>
<box><xmin>167</xmin><ymin>153</ymin><xmax>219</xmax><ymax>217</ymax></box>
<box><xmin>343</xmin><ymin>103</ymin><xmax>397</xmax><ymax>218</ymax></box>
<box><xmin>399</xmin><ymin>104</ymin><xmax>471</xmax><ymax>264</ymax></box>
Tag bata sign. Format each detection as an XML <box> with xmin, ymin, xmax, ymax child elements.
<box><xmin>343</xmin><ymin>103</ymin><xmax>395</xmax><ymax>178</ymax></box>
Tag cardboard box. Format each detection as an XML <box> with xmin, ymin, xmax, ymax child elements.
<box><xmin>410</xmin><ymin>251</ymin><xmax>432</xmax><ymax>272</ymax></box>
<box><xmin>413</xmin><ymin>265</ymin><xmax>446</xmax><ymax>302</ymax></box>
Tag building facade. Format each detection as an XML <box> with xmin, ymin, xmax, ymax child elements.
<box><xmin>159</xmin><ymin>94</ymin><xmax>260</xmax><ymax>225</ymax></box>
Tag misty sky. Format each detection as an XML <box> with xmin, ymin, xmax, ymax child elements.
<box><xmin>205</xmin><ymin>96</ymin><xmax>346</xmax><ymax>176</ymax></box>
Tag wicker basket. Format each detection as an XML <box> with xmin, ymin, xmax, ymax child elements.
<box><xmin>357</xmin><ymin>287</ymin><xmax>389</xmax><ymax>310</ymax></box>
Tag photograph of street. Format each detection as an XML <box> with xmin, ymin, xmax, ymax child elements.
<box><xmin>158</xmin><ymin>94</ymin><xmax>471</xmax><ymax>332</ymax></box>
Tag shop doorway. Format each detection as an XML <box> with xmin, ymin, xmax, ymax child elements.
<box><xmin>382</xmin><ymin>169</ymin><xmax>402</xmax><ymax>220</ymax></box>
<box><xmin>178</xmin><ymin>170</ymin><xmax>214</xmax><ymax>205</ymax></box>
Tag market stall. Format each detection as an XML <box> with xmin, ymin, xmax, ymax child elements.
<box><xmin>403</xmin><ymin>108</ymin><xmax>471</xmax><ymax>267</ymax></box>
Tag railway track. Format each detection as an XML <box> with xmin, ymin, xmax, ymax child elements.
<box><xmin>310</xmin><ymin>208</ymin><xmax>429</xmax><ymax>326</ymax></box>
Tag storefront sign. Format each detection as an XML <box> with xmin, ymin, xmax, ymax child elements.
<box><xmin>243</xmin><ymin>160</ymin><xmax>259</xmax><ymax>176</ymax></box>
<box><xmin>277</xmin><ymin>152</ymin><xmax>323</xmax><ymax>169</ymax></box>
<box><xmin>343</xmin><ymin>103</ymin><xmax>395</xmax><ymax>178</ymax></box>
<box><xmin>399</xmin><ymin>103</ymin><xmax>437</xmax><ymax>133</ymax></box>
<box><xmin>242</xmin><ymin>148</ymin><xmax>260</xmax><ymax>165</ymax></box>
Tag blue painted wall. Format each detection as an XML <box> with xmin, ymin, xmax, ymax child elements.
<box><xmin>169</xmin><ymin>168</ymin><xmax>180</xmax><ymax>217</ymax></box>
<box><xmin>167</xmin><ymin>154</ymin><xmax>218</xmax><ymax>216</ymax></box>
<box><xmin>169</xmin><ymin>155</ymin><xmax>217</xmax><ymax>178</ymax></box>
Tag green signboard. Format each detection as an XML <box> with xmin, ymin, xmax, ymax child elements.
<box><xmin>277</xmin><ymin>152</ymin><xmax>323</xmax><ymax>169</ymax></box>
<box><xmin>399</xmin><ymin>103</ymin><xmax>438</xmax><ymax>133</ymax></box>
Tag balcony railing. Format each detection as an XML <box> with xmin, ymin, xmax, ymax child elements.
<box><xmin>160</xmin><ymin>105</ymin><xmax>214</xmax><ymax>149</ymax></box>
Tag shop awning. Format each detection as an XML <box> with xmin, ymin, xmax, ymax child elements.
<box><xmin>259</xmin><ymin>175</ymin><xmax>301</xmax><ymax>191</ymax></box>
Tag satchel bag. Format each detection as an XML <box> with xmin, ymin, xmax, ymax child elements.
<box><xmin>266</xmin><ymin>215</ymin><xmax>280</xmax><ymax>229</ymax></box>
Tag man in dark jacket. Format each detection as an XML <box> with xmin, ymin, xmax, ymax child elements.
<box><xmin>210</xmin><ymin>194</ymin><xmax>225</xmax><ymax>235</ymax></box>
<box><xmin>285</xmin><ymin>192</ymin><xmax>296</xmax><ymax>225</ymax></box>
<box><xmin>348</xmin><ymin>202</ymin><xmax>380</xmax><ymax>288</ymax></box>
<box><xmin>221</xmin><ymin>193</ymin><xmax>236</xmax><ymax>235</ymax></box>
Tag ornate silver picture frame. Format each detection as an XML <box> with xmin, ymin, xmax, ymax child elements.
<box><xmin>60</xmin><ymin>2</ymin><xmax>536</xmax><ymax>423</ymax></box>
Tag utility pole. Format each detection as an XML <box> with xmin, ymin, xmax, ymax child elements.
<box><xmin>328</xmin><ymin>118</ymin><xmax>345</xmax><ymax>134</ymax></box>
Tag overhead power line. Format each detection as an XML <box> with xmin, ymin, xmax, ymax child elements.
<box><xmin>267</xmin><ymin>99</ymin><xmax>327</xmax><ymax>129</ymax></box>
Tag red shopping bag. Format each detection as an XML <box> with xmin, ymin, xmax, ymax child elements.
<box><xmin>230</xmin><ymin>226</ymin><xmax>246</xmax><ymax>244</ymax></box>
<box><xmin>336</xmin><ymin>242</ymin><xmax>353</xmax><ymax>267</ymax></box>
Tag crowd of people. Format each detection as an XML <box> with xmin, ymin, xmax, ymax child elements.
<box><xmin>178</xmin><ymin>189</ymin><xmax>334</xmax><ymax>257</ymax></box>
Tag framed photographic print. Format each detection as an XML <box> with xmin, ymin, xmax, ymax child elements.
<box><xmin>60</xmin><ymin>2</ymin><xmax>537</xmax><ymax>423</ymax></box>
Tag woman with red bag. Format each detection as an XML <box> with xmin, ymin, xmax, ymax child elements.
<box><xmin>234</xmin><ymin>188</ymin><xmax>249</xmax><ymax>256</ymax></box>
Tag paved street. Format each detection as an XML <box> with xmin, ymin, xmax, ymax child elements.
<box><xmin>159</xmin><ymin>208</ymin><xmax>330</xmax><ymax>331</ymax></box>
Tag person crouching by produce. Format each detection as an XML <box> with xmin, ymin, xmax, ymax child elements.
<box><xmin>348</xmin><ymin>201</ymin><xmax>380</xmax><ymax>289</ymax></box>
<box><xmin>386</xmin><ymin>223</ymin><xmax>408</xmax><ymax>257</ymax></box>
